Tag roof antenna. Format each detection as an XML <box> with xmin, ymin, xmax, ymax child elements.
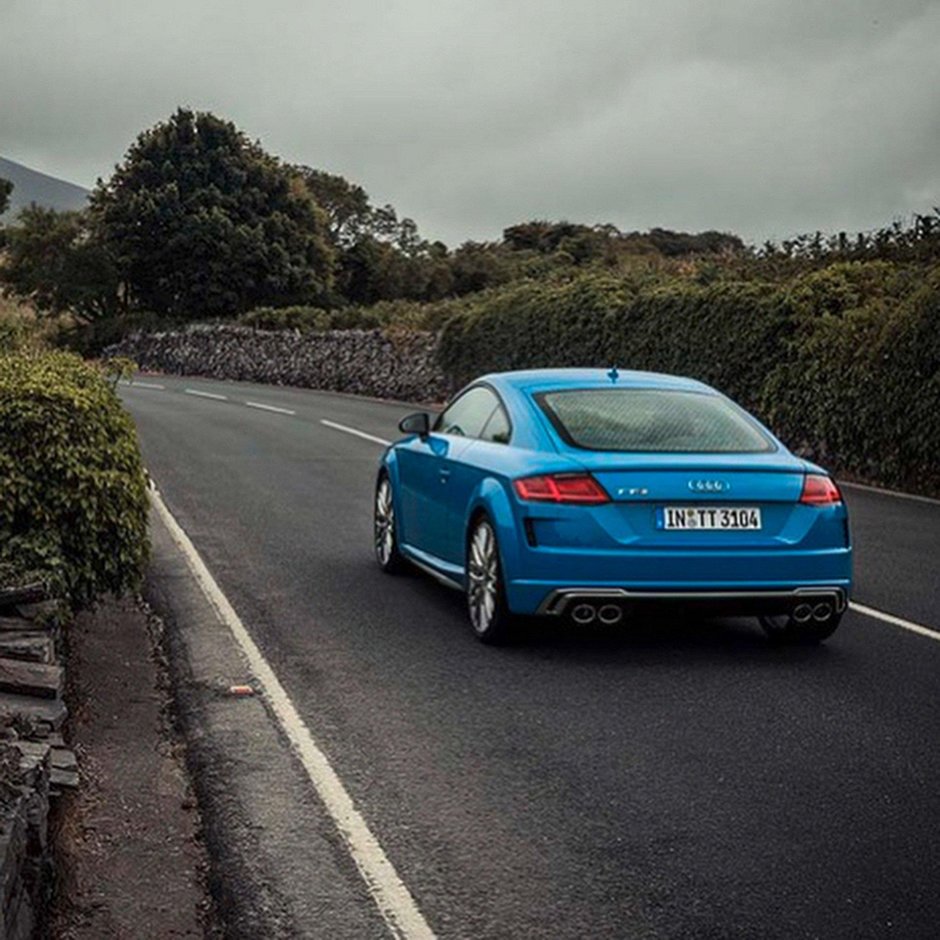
<box><xmin>607</xmin><ymin>366</ymin><xmax>619</xmax><ymax>383</ymax></box>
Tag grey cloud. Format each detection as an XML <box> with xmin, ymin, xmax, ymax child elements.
<box><xmin>1</xmin><ymin>0</ymin><xmax>938</xmax><ymax>246</ymax></box>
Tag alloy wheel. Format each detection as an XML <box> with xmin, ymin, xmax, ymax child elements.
<box><xmin>374</xmin><ymin>478</ymin><xmax>395</xmax><ymax>566</ymax></box>
<box><xmin>468</xmin><ymin>521</ymin><xmax>499</xmax><ymax>633</ymax></box>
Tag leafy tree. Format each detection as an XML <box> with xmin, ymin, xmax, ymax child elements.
<box><xmin>0</xmin><ymin>206</ymin><xmax>121</xmax><ymax>322</ymax></box>
<box><xmin>0</xmin><ymin>177</ymin><xmax>11</xmax><ymax>216</ymax></box>
<box><xmin>93</xmin><ymin>109</ymin><xmax>335</xmax><ymax>316</ymax></box>
<box><xmin>295</xmin><ymin>165</ymin><xmax>427</xmax><ymax>256</ymax></box>
<box><xmin>294</xmin><ymin>167</ymin><xmax>373</xmax><ymax>248</ymax></box>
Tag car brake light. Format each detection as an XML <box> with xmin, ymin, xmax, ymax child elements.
<box><xmin>800</xmin><ymin>473</ymin><xmax>842</xmax><ymax>505</ymax></box>
<box><xmin>513</xmin><ymin>473</ymin><xmax>610</xmax><ymax>504</ymax></box>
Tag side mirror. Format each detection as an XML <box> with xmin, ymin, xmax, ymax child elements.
<box><xmin>399</xmin><ymin>412</ymin><xmax>431</xmax><ymax>439</ymax></box>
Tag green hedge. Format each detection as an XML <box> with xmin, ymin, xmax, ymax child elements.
<box><xmin>0</xmin><ymin>350</ymin><xmax>149</xmax><ymax>606</ymax></box>
<box><xmin>438</xmin><ymin>263</ymin><xmax>940</xmax><ymax>495</ymax></box>
<box><xmin>438</xmin><ymin>274</ymin><xmax>792</xmax><ymax>410</ymax></box>
<box><xmin>763</xmin><ymin>265</ymin><xmax>940</xmax><ymax>493</ymax></box>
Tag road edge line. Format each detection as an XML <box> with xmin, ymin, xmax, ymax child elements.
<box><xmin>850</xmin><ymin>601</ymin><xmax>940</xmax><ymax>642</ymax></box>
<box><xmin>149</xmin><ymin>488</ymin><xmax>435</xmax><ymax>940</ymax></box>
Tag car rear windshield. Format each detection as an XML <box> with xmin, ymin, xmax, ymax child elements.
<box><xmin>536</xmin><ymin>388</ymin><xmax>774</xmax><ymax>453</ymax></box>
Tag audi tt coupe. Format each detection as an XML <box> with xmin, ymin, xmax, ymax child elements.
<box><xmin>374</xmin><ymin>368</ymin><xmax>852</xmax><ymax>644</ymax></box>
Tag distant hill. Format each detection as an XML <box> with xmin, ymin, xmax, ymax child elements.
<box><xmin>0</xmin><ymin>156</ymin><xmax>90</xmax><ymax>221</ymax></box>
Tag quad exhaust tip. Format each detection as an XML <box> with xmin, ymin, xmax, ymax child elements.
<box><xmin>571</xmin><ymin>603</ymin><xmax>597</xmax><ymax>625</ymax></box>
<box><xmin>793</xmin><ymin>603</ymin><xmax>814</xmax><ymax>623</ymax></box>
<box><xmin>598</xmin><ymin>604</ymin><xmax>623</xmax><ymax>625</ymax></box>
<box><xmin>812</xmin><ymin>602</ymin><xmax>832</xmax><ymax>622</ymax></box>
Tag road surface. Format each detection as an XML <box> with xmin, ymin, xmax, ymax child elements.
<box><xmin>121</xmin><ymin>374</ymin><xmax>940</xmax><ymax>939</ymax></box>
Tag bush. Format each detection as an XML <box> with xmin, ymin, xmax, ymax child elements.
<box><xmin>438</xmin><ymin>273</ymin><xmax>790</xmax><ymax>410</ymax></box>
<box><xmin>763</xmin><ymin>264</ymin><xmax>940</xmax><ymax>493</ymax></box>
<box><xmin>0</xmin><ymin>298</ymin><xmax>47</xmax><ymax>354</ymax></box>
<box><xmin>0</xmin><ymin>350</ymin><xmax>149</xmax><ymax>606</ymax></box>
<box><xmin>437</xmin><ymin>263</ymin><xmax>940</xmax><ymax>495</ymax></box>
<box><xmin>52</xmin><ymin>310</ymin><xmax>177</xmax><ymax>357</ymax></box>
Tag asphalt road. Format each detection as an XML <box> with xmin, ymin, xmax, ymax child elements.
<box><xmin>121</xmin><ymin>374</ymin><xmax>940</xmax><ymax>939</ymax></box>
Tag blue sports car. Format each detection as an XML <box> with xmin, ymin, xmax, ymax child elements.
<box><xmin>374</xmin><ymin>368</ymin><xmax>852</xmax><ymax>644</ymax></box>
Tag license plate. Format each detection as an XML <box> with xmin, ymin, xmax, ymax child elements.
<box><xmin>657</xmin><ymin>506</ymin><xmax>762</xmax><ymax>530</ymax></box>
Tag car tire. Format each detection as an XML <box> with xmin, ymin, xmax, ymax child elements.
<box><xmin>466</xmin><ymin>516</ymin><xmax>514</xmax><ymax>644</ymax></box>
<box><xmin>374</xmin><ymin>475</ymin><xmax>407</xmax><ymax>574</ymax></box>
<box><xmin>759</xmin><ymin>610</ymin><xmax>843</xmax><ymax>644</ymax></box>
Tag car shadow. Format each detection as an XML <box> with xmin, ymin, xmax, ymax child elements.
<box><xmin>427</xmin><ymin>582</ymin><xmax>839</xmax><ymax>668</ymax></box>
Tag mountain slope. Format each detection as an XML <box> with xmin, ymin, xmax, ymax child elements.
<box><xmin>0</xmin><ymin>156</ymin><xmax>90</xmax><ymax>221</ymax></box>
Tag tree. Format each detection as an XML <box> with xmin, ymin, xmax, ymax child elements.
<box><xmin>295</xmin><ymin>166</ymin><xmax>427</xmax><ymax>255</ymax></box>
<box><xmin>0</xmin><ymin>206</ymin><xmax>120</xmax><ymax>321</ymax></box>
<box><xmin>92</xmin><ymin>109</ymin><xmax>335</xmax><ymax>317</ymax></box>
<box><xmin>0</xmin><ymin>177</ymin><xmax>11</xmax><ymax>216</ymax></box>
<box><xmin>294</xmin><ymin>167</ymin><xmax>374</xmax><ymax>248</ymax></box>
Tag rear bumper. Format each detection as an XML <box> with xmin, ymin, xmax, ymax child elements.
<box><xmin>502</xmin><ymin>540</ymin><xmax>852</xmax><ymax>616</ymax></box>
<box><xmin>534</xmin><ymin>585</ymin><xmax>849</xmax><ymax>618</ymax></box>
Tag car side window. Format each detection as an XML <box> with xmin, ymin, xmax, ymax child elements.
<box><xmin>480</xmin><ymin>403</ymin><xmax>511</xmax><ymax>444</ymax></box>
<box><xmin>434</xmin><ymin>386</ymin><xmax>500</xmax><ymax>439</ymax></box>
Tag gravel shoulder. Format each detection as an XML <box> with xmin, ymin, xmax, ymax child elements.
<box><xmin>49</xmin><ymin>596</ymin><xmax>213</xmax><ymax>938</ymax></box>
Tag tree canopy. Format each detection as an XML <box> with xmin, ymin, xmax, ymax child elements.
<box><xmin>1</xmin><ymin>205</ymin><xmax>120</xmax><ymax>322</ymax></box>
<box><xmin>0</xmin><ymin>177</ymin><xmax>11</xmax><ymax>217</ymax></box>
<box><xmin>92</xmin><ymin>109</ymin><xmax>335</xmax><ymax>316</ymax></box>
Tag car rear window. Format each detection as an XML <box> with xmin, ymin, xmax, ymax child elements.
<box><xmin>536</xmin><ymin>388</ymin><xmax>774</xmax><ymax>453</ymax></box>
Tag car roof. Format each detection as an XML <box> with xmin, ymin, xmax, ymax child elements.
<box><xmin>480</xmin><ymin>368</ymin><xmax>714</xmax><ymax>395</ymax></box>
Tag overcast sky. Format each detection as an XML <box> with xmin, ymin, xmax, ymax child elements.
<box><xmin>2</xmin><ymin>0</ymin><xmax>938</xmax><ymax>246</ymax></box>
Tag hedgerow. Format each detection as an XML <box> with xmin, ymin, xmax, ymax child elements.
<box><xmin>438</xmin><ymin>262</ymin><xmax>940</xmax><ymax>494</ymax></box>
<box><xmin>763</xmin><ymin>264</ymin><xmax>940</xmax><ymax>493</ymax></box>
<box><xmin>438</xmin><ymin>274</ymin><xmax>791</xmax><ymax>410</ymax></box>
<box><xmin>0</xmin><ymin>350</ymin><xmax>149</xmax><ymax>606</ymax></box>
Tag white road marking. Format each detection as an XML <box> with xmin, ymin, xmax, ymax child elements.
<box><xmin>245</xmin><ymin>400</ymin><xmax>296</xmax><ymax>416</ymax></box>
<box><xmin>150</xmin><ymin>488</ymin><xmax>434</xmax><ymax>940</ymax></box>
<box><xmin>185</xmin><ymin>388</ymin><xmax>228</xmax><ymax>401</ymax></box>
<box><xmin>840</xmin><ymin>480</ymin><xmax>940</xmax><ymax>507</ymax></box>
<box><xmin>130</xmin><ymin>381</ymin><xmax>166</xmax><ymax>390</ymax></box>
<box><xmin>321</xmin><ymin>419</ymin><xmax>391</xmax><ymax>447</ymax></box>
<box><xmin>850</xmin><ymin>601</ymin><xmax>940</xmax><ymax>642</ymax></box>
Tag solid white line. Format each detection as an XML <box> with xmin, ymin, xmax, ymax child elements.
<box><xmin>850</xmin><ymin>601</ymin><xmax>940</xmax><ymax>642</ymax></box>
<box><xmin>321</xmin><ymin>419</ymin><xmax>391</xmax><ymax>447</ymax></box>
<box><xmin>245</xmin><ymin>400</ymin><xmax>296</xmax><ymax>416</ymax></box>
<box><xmin>150</xmin><ymin>489</ymin><xmax>435</xmax><ymax>939</ymax></box>
<box><xmin>840</xmin><ymin>480</ymin><xmax>940</xmax><ymax>507</ymax></box>
<box><xmin>131</xmin><ymin>381</ymin><xmax>166</xmax><ymax>390</ymax></box>
<box><xmin>185</xmin><ymin>388</ymin><xmax>228</xmax><ymax>401</ymax></box>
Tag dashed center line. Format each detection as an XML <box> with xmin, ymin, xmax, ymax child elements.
<box><xmin>129</xmin><ymin>380</ymin><xmax>166</xmax><ymax>389</ymax></box>
<box><xmin>185</xmin><ymin>388</ymin><xmax>228</xmax><ymax>401</ymax></box>
<box><xmin>245</xmin><ymin>401</ymin><xmax>296</xmax><ymax>415</ymax></box>
<box><xmin>321</xmin><ymin>419</ymin><xmax>391</xmax><ymax>447</ymax></box>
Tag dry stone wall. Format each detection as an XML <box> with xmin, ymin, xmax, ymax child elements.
<box><xmin>106</xmin><ymin>325</ymin><xmax>452</xmax><ymax>402</ymax></box>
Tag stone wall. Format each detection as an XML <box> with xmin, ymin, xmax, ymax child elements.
<box><xmin>0</xmin><ymin>587</ymin><xmax>75</xmax><ymax>940</ymax></box>
<box><xmin>106</xmin><ymin>325</ymin><xmax>452</xmax><ymax>403</ymax></box>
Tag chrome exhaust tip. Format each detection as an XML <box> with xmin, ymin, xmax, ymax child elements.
<box><xmin>597</xmin><ymin>604</ymin><xmax>623</xmax><ymax>625</ymax></box>
<box><xmin>812</xmin><ymin>602</ymin><xmax>832</xmax><ymax>622</ymax></box>
<box><xmin>793</xmin><ymin>603</ymin><xmax>813</xmax><ymax>624</ymax></box>
<box><xmin>571</xmin><ymin>603</ymin><xmax>597</xmax><ymax>625</ymax></box>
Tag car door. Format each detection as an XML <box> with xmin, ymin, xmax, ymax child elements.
<box><xmin>402</xmin><ymin>386</ymin><xmax>502</xmax><ymax>563</ymax></box>
<box><xmin>437</xmin><ymin>390</ymin><xmax>512</xmax><ymax>565</ymax></box>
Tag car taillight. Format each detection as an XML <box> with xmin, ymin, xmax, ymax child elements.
<box><xmin>513</xmin><ymin>473</ymin><xmax>610</xmax><ymax>504</ymax></box>
<box><xmin>800</xmin><ymin>473</ymin><xmax>842</xmax><ymax>505</ymax></box>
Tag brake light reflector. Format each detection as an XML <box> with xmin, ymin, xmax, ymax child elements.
<box><xmin>513</xmin><ymin>473</ymin><xmax>610</xmax><ymax>504</ymax></box>
<box><xmin>800</xmin><ymin>474</ymin><xmax>842</xmax><ymax>505</ymax></box>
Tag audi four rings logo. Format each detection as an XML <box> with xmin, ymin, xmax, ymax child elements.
<box><xmin>688</xmin><ymin>479</ymin><xmax>729</xmax><ymax>493</ymax></box>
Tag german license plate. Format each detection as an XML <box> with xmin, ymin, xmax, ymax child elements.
<box><xmin>657</xmin><ymin>506</ymin><xmax>762</xmax><ymax>530</ymax></box>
